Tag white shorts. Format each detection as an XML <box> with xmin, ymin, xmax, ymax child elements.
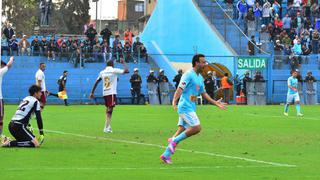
<box><xmin>286</xmin><ymin>93</ymin><xmax>300</xmax><ymax>103</ymax></box>
<box><xmin>178</xmin><ymin>112</ymin><xmax>200</xmax><ymax>128</ymax></box>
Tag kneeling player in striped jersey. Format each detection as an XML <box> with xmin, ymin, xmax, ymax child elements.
<box><xmin>1</xmin><ymin>85</ymin><xmax>44</xmax><ymax>147</ymax></box>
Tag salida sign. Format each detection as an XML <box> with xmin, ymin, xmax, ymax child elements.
<box><xmin>238</xmin><ymin>57</ymin><xmax>267</xmax><ymax>69</ymax></box>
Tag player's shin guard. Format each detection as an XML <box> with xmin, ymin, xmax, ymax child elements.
<box><xmin>295</xmin><ymin>104</ymin><xmax>301</xmax><ymax>114</ymax></box>
<box><xmin>173</xmin><ymin>132</ymin><xmax>187</xmax><ymax>144</ymax></box>
<box><xmin>284</xmin><ymin>103</ymin><xmax>289</xmax><ymax>113</ymax></box>
<box><xmin>8</xmin><ymin>141</ymin><xmax>35</xmax><ymax>147</ymax></box>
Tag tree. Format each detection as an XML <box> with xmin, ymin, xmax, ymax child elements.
<box><xmin>2</xmin><ymin>0</ymin><xmax>90</xmax><ymax>35</ymax></box>
<box><xmin>50</xmin><ymin>0</ymin><xmax>90</xmax><ymax>34</ymax></box>
<box><xmin>2</xmin><ymin>0</ymin><xmax>38</xmax><ymax>36</ymax></box>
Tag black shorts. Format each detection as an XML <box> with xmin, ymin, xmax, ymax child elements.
<box><xmin>8</xmin><ymin>121</ymin><xmax>35</xmax><ymax>141</ymax></box>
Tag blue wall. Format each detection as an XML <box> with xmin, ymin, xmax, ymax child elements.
<box><xmin>1</xmin><ymin>56</ymin><xmax>151</xmax><ymax>104</ymax></box>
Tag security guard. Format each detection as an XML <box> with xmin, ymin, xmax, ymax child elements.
<box><xmin>147</xmin><ymin>70</ymin><xmax>158</xmax><ymax>83</ymax></box>
<box><xmin>158</xmin><ymin>69</ymin><xmax>169</xmax><ymax>83</ymax></box>
<box><xmin>130</xmin><ymin>68</ymin><xmax>142</xmax><ymax>104</ymax></box>
<box><xmin>204</xmin><ymin>71</ymin><xmax>215</xmax><ymax>102</ymax></box>
<box><xmin>173</xmin><ymin>69</ymin><xmax>183</xmax><ymax>89</ymax></box>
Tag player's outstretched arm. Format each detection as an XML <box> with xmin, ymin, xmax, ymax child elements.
<box><xmin>7</xmin><ymin>56</ymin><xmax>14</xmax><ymax>68</ymax></box>
<box><xmin>89</xmin><ymin>78</ymin><xmax>102</xmax><ymax>99</ymax></box>
<box><xmin>172</xmin><ymin>88</ymin><xmax>183</xmax><ymax>111</ymax></box>
<box><xmin>202</xmin><ymin>93</ymin><xmax>227</xmax><ymax>110</ymax></box>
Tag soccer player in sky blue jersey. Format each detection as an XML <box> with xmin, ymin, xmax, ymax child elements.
<box><xmin>160</xmin><ymin>54</ymin><xmax>227</xmax><ymax>164</ymax></box>
<box><xmin>284</xmin><ymin>69</ymin><xmax>303</xmax><ymax>116</ymax></box>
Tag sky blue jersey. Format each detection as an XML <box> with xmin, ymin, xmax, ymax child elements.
<box><xmin>177</xmin><ymin>69</ymin><xmax>205</xmax><ymax>114</ymax></box>
<box><xmin>287</xmin><ymin>76</ymin><xmax>298</xmax><ymax>95</ymax></box>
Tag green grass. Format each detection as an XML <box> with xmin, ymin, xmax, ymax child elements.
<box><xmin>1</xmin><ymin>105</ymin><xmax>320</xmax><ymax>179</ymax></box>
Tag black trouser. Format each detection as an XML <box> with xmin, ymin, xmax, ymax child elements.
<box><xmin>131</xmin><ymin>88</ymin><xmax>141</xmax><ymax>104</ymax></box>
<box><xmin>205</xmin><ymin>91</ymin><xmax>214</xmax><ymax>104</ymax></box>
<box><xmin>7</xmin><ymin>121</ymin><xmax>35</xmax><ymax>147</ymax></box>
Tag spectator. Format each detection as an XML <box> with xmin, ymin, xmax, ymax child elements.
<box><xmin>1</xmin><ymin>35</ymin><xmax>10</xmax><ymax>56</ymax></box>
<box><xmin>237</xmin><ymin>0</ymin><xmax>248</xmax><ymax>25</ymax></box>
<box><xmin>312</xmin><ymin>29</ymin><xmax>319</xmax><ymax>53</ymax></box>
<box><xmin>173</xmin><ymin>69</ymin><xmax>183</xmax><ymax>89</ymax></box>
<box><xmin>204</xmin><ymin>71</ymin><xmax>216</xmax><ymax>102</ymax></box>
<box><xmin>31</xmin><ymin>36</ymin><xmax>41</xmax><ymax>56</ymax></box>
<box><xmin>282</xmin><ymin>33</ymin><xmax>292</xmax><ymax>46</ymax></box>
<box><xmin>246</xmin><ymin>8</ymin><xmax>255</xmax><ymax>36</ymax></box>
<box><xmin>114</xmin><ymin>41</ymin><xmax>123</xmax><ymax>61</ymax></box>
<box><xmin>247</xmin><ymin>35</ymin><xmax>256</xmax><ymax>55</ymax></box>
<box><xmin>242</xmin><ymin>71</ymin><xmax>252</xmax><ymax>96</ymax></box>
<box><xmin>292</xmin><ymin>11</ymin><xmax>304</xmax><ymax>35</ymax></box>
<box><xmin>300</xmin><ymin>28</ymin><xmax>311</xmax><ymax>47</ymax></box>
<box><xmin>293</xmin><ymin>35</ymin><xmax>300</xmax><ymax>44</ymax></box>
<box><xmin>3</xmin><ymin>23</ymin><xmax>14</xmax><ymax>41</ymax></box>
<box><xmin>133</xmin><ymin>37</ymin><xmax>148</xmax><ymax>63</ymax></box>
<box><xmin>18</xmin><ymin>35</ymin><xmax>31</xmax><ymax>56</ymax></box>
<box><xmin>234</xmin><ymin>74</ymin><xmax>241</xmax><ymax>96</ymax></box>
<box><xmin>253</xmin><ymin>71</ymin><xmax>264</xmax><ymax>82</ymax></box>
<box><xmin>262</xmin><ymin>1</ymin><xmax>271</xmax><ymax>25</ymax></box>
<box><xmin>301</xmin><ymin>44</ymin><xmax>311</xmax><ymax>63</ymax></box>
<box><xmin>130</xmin><ymin>68</ymin><xmax>142</xmax><ymax>104</ymax></box>
<box><xmin>47</xmin><ymin>39</ymin><xmax>58</xmax><ymax>61</ymax></box>
<box><xmin>92</xmin><ymin>40</ymin><xmax>102</xmax><ymax>60</ymax></box>
<box><xmin>282</xmin><ymin>14</ymin><xmax>292</xmax><ymax>33</ymax></box>
<box><xmin>304</xmin><ymin>71</ymin><xmax>317</xmax><ymax>82</ymax></box>
<box><xmin>212</xmin><ymin>71</ymin><xmax>220</xmax><ymax>94</ymax></box>
<box><xmin>9</xmin><ymin>35</ymin><xmax>19</xmax><ymax>56</ymax></box>
<box><xmin>284</xmin><ymin>44</ymin><xmax>293</xmax><ymax>64</ymax></box>
<box><xmin>83</xmin><ymin>36</ymin><xmax>92</xmax><ymax>56</ymax></box>
<box><xmin>40</xmin><ymin>37</ymin><xmax>48</xmax><ymax>56</ymax></box>
<box><xmin>123</xmin><ymin>40</ymin><xmax>133</xmax><ymax>63</ymax></box>
<box><xmin>303</xmin><ymin>0</ymin><xmax>311</xmax><ymax>18</ymax></box>
<box><xmin>158</xmin><ymin>69</ymin><xmax>169</xmax><ymax>83</ymax></box>
<box><xmin>274</xmin><ymin>16</ymin><xmax>283</xmax><ymax>31</ymax></box>
<box><xmin>221</xmin><ymin>73</ymin><xmax>233</xmax><ymax>104</ymax></box>
<box><xmin>293</xmin><ymin>39</ymin><xmax>302</xmax><ymax>55</ymax></box>
<box><xmin>66</xmin><ymin>36</ymin><xmax>73</xmax><ymax>50</ymax></box>
<box><xmin>310</xmin><ymin>2</ymin><xmax>319</xmax><ymax>26</ymax></box>
<box><xmin>274</xmin><ymin>40</ymin><xmax>284</xmax><ymax>68</ymax></box>
<box><xmin>246</xmin><ymin>0</ymin><xmax>254</xmax><ymax>9</ymax></box>
<box><xmin>254</xmin><ymin>2</ymin><xmax>263</xmax><ymax>31</ymax></box>
<box><xmin>124</xmin><ymin>28</ymin><xmax>134</xmax><ymax>45</ymax></box>
<box><xmin>101</xmin><ymin>41</ymin><xmax>111</xmax><ymax>62</ymax></box>
<box><xmin>260</xmin><ymin>24</ymin><xmax>270</xmax><ymax>52</ymax></box>
<box><xmin>272</xmin><ymin>1</ymin><xmax>281</xmax><ymax>17</ymax></box>
<box><xmin>293</xmin><ymin>0</ymin><xmax>302</xmax><ymax>13</ymax></box>
<box><xmin>85</xmin><ymin>24</ymin><xmax>97</xmax><ymax>46</ymax></box>
<box><xmin>100</xmin><ymin>24</ymin><xmax>112</xmax><ymax>46</ymax></box>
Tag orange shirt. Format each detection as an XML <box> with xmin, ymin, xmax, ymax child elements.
<box><xmin>221</xmin><ymin>76</ymin><xmax>232</xmax><ymax>89</ymax></box>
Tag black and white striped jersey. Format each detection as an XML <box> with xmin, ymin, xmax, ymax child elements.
<box><xmin>12</xmin><ymin>96</ymin><xmax>41</xmax><ymax>125</ymax></box>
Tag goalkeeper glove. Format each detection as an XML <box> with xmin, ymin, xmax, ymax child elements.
<box><xmin>38</xmin><ymin>135</ymin><xmax>44</xmax><ymax>145</ymax></box>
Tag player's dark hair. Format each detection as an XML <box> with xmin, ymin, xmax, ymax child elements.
<box><xmin>224</xmin><ymin>73</ymin><xmax>228</xmax><ymax>76</ymax></box>
<box><xmin>39</xmin><ymin>62</ymin><xmax>45</xmax><ymax>67</ymax></box>
<box><xmin>29</xmin><ymin>85</ymin><xmax>42</xmax><ymax>96</ymax></box>
<box><xmin>63</xmin><ymin>70</ymin><xmax>68</xmax><ymax>74</ymax></box>
<box><xmin>1</xmin><ymin>61</ymin><xmax>7</xmax><ymax>66</ymax></box>
<box><xmin>106</xmin><ymin>60</ymin><xmax>114</xmax><ymax>67</ymax></box>
<box><xmin>192</xmin><ymin>54</ymin><xmax>205</xmax><ymax>67</ymax></box>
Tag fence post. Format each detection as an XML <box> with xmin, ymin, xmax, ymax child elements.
<box><xmin>233</xmin><ymin>56</ymin><xmax>237</xmax><ymax>104</ymax></box>
<box><xmin>267</xmin><ymin>55</ymin><xmax>273</xmax><ymax>104</ymax></box>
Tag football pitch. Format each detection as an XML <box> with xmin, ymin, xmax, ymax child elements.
<box><xmin>1</xmin><ymin>105</ymin><xmax>319</xmax><ymax>179</ymax></box>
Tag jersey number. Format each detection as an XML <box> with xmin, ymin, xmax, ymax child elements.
<box><xmin>104</xmin><ymin>77</ymin><xmax>111</xmax><ymax>89</ymax></box>
<box><xmin>18</xmin><ymin>100</ymin><xmax>29</xmax><ymax>111</ymax></box>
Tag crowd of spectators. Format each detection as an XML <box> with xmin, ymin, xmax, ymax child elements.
<box><xmin>1</xmin><ymin>23</ymin><xmax>148</xmax><ymax>65</ymax></box>
<box><xmin>231</xmin><ymin>0</ymin><xmax>320</xmax><ymax>69</ymax></box>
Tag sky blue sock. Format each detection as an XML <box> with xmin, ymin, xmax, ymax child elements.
<box><xmin>284</xmin><ymin>103</ymin><xmax>289</xmax><ymax>113</ymax></box>
<box><xmin>163</xmin><ymin>146</ymin><xmax>172</xmax><ymax>158</ymax></box>
<box><xmin>296</xmin><ymin>104</ymin><xmax>301</xmax><ymax>114</ymax></box>
<box><xmin>173</xmin><ymin>132</ymin><xmax>188</xmax><ymax>144</ymax></box>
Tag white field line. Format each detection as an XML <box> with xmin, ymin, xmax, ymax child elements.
<box><xmin>4</xmin><ymin>165</ymin><xmax>282</xmax><ymax>171</ymax></box>
<box><xmin>246</xmin><ymin>113</ymin><xmax>320</xmax><ymax>121</ymax></box>
<box><xmin>45</xmin><ymin>129</ymin><xmax>297</xmax><ymax>168</ymax></box>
